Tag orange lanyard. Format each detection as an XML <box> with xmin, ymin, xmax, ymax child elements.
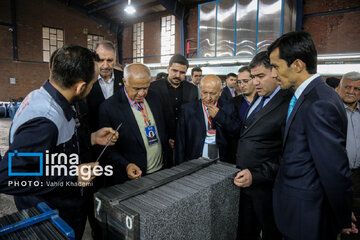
<box><xmin>141</xmin><ymin>103</ymin><xmax>151</xmax><ymax>127</ymax></box>
<box><xmin>202</xmin><ymin>102</ymin><xmax>218</xmax><ymax>129</ymax></box>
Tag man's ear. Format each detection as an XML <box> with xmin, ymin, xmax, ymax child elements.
<box><xmin>167</xmin><ymin>65</ymin><xmax>170</xmax><ymax>73</ymax></box>
<box><xmin>292</xmin><ymin>59</ymin><xmax>306</xmax><ymax>73</ymax></box>
<box><xmin>73</xmin><ymin>81</ymin><xmax>87</xmax><ymax>95</ymax></box>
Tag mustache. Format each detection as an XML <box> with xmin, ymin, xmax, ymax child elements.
<box><xmin>173</xmin><ymin>77</ymin><xmax>181</xmax><ymax>81</ymax></box>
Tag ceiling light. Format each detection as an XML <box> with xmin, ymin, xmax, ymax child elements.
<box><xmin>124</xmin><ymin>0</ymin><xmax>136</xmax><ymax>14</ymax></box>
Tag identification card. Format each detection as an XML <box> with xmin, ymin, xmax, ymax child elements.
<box><xmin>205</xmin><ymin>130</ymin><xmax>216</xmax><ymax>144</ymax></box>
<box><xmin>145</xmin><ymin>125</ymin><xmax>159</xmax><ymax>146</ymax></box>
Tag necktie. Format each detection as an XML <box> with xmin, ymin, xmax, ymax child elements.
<box><xmin>287</xmin><ymin>95</ymin><xmax>298</xmax><ymax>121</ymax></box>
<box><xmin>245</xmin><ymin>96</ymin><xmax>268</xmax><ymax>125</ymax></box>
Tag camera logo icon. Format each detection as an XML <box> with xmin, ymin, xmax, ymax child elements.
<box><xmin>8</xmin><ymin>150</ymin><xmax>43</xmax><ymax>176</ymax></box>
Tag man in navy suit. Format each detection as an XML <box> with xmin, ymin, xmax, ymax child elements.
<box><xmin>99</xmin><ymin>63</ymin><xmax>171</xmax><ymax>184</ymax></box>
<box><xmin>268</xmin><ymin>31</ymin><xmax>356</xmax><ymax>239</ymax></box>
<box><xmin>219</xmin><ymin>73</ymin><xmax>238</xmax><ymax>106</ymax></box>
<box><xmin>175</xmin><ymin>75</ymin><xmax>234</xmax><ymax>164</ymax></box>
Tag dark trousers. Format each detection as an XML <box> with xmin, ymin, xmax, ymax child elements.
<box><xmin>342</xmin><ymin>168</ymin><xmax>360</xmax><ymax>240</ymax></box>
<box><xmin>237</xmin><ymin>187</ymin><xmax>282</xmax><ymax>240</ymax></box>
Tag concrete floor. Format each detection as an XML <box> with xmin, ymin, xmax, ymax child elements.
<box><xmin>0</xmin><ymin>118</ymin><xmax>92</xmax><ymax>239</ymax></box>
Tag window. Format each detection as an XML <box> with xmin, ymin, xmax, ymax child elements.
<box><xmin>42</xmin><ymin>27</ymin><xmax>64</xmax><ymax>62</ymax></box>
<box><xmin>87</xmin><ymin>34</ymin><xmax>104</xmax><ymax>51</ymax></box>
<box><xmin>133</xmin><ymin>22</ymin><xmax>144</xmax><ymax>63</ymax></box>
<box><xmin>161</xmin><ymin>15</ymin><xmax>175</xmax><ymax>64</ymax></box>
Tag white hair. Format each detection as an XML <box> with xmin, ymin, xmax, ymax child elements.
<box><xmin>124</xmin><ymin>63</ymin><xmax>151</xmax><ymax>84</ymax></box>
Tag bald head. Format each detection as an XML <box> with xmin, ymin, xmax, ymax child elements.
<box><xmin>124</xmin><ymin>63</ymin><xmax>151</xmax><ymax>83</ymax></box>
<box><xmin>200</xmin><ymin>75</ymin><xmax>223</xmax><ymax>106</ymax></box>
<box><xmin>124</xmin><ymin>63</ymin><xmax>151</xmax><ymax>103</ymax></box>
<box><xmin>200</xmin><ymin>75</ymin><xmax>222</xmax><ymax>91</ymax></box>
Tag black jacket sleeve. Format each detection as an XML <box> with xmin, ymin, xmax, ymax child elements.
<box><xmin>0</xmin><ymin>117</ymin><xmax>78</xmax><ymax>195</ymax></box>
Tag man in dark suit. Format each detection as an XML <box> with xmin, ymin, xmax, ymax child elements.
<box><xmin>175</xmin><ymin>75</ymin><xmax>233</xmax><ymax>164</ymax></box>
<box><xmin>268</xmin><ymin>31</ymin><xmax>356</xmax><ymax>239</ymax></box>
<box><xmin>219</xmin><ymin>66</ymin><xmax>256</xmax><ymax>164</ymax></box>
<box><xmin>86</xmin><ymin>40</ymin><xmax>123</xmax><ymax>132</ymax></box>
<box><xmin>149</xmin><ymin>54</ymin><xmax>198</xmax><ymax>152</ymax></box>
<box><xmin>232</xmin><ymin>51</ymin><xmax>291</xmax><ymax>240</ymax></box>
<box><xmin>219</xmin><ymin>72</ymin><xmax>238</xmax><ymax>106</ymax></box>
<box><xmin>99</xmin><ymin>63</ymin><xmax>171</xmax><ymax>184</ymax></box>
<box><xmin>76</xmin><ymin>40</ymin><xmax>123</xmax><ymax>239</ymax></box>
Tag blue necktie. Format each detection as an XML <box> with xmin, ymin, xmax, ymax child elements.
<box><xmin>287</xmin><ymin>96</ymin><xmax>297</xmax><ymax>121</ymax></box>
<box><xmin>245</xmin><ymin>96</ymin><xmax>268</xmax><ymax>125</ymax></box>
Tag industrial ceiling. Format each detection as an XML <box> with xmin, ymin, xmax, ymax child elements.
<box><xmin>58</xmin><ymin>0</ymin><xmax>211</xmax><ymax>30</ymax></box>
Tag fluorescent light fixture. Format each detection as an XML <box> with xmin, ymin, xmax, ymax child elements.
<box><xmin>124</xmin><ymin>0</ymin><xmax>136</xmax><ymax>14</ymax></box>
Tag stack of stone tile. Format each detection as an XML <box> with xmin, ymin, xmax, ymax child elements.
<box><xmin>95</xmin><ymin>158</ymin><xmax>240</xmax><ymax>240</ymax></box>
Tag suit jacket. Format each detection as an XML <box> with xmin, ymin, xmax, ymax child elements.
<box><xmin>86</xmin><ymin>69</ymin><xmax>123</xmax><ymax>132</ymax></box>
<box><xmin>219</xmin><ymin>86</ymin><xmax>235</xmax><ymax>107</ymax></box>
<box><xmin>175</xmin><ymin>100</ymin><xmax>229</xmax><ymax>164</ymax></box>
<box><xmin>149</xmin><ymin>78</ymin><xmax>198</xmax><ymax>139</ymax></box>
<box><xmin>98</xmin><ymin>88</ymin><xmax>171</xmax><ymax>185</ymax></box>
<box><xmin>234</xmin><ymin>89</ymin><xmax>292</xmax><ymax>191</ymax></box>
<box><xmin>231</xmin><ymin>94</ymin><xmax>250</xmax><ymax>121</ymax></box>
<box><xmin>273</xmin><ymin>77</ymin><xmax>352</xmax><ymax>239</ymax></box>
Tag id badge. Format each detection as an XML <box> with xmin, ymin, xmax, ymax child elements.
<box><xmin>145</xmin><ymin>125</ymin><xmax>159</xmax><ymax>146</ymax></box>
<box><xmin>205</xmin><ymin>130</ymin><xmax>216</xmax><ymax>144</ymax></box>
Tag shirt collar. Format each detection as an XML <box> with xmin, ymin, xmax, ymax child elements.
<box><xmin>344</xmin><ymin>102</ymin><xmax>360</xmax><ymax>112</ymax></box>
<box><xmin>98</xmin><ymin>71</ymin><xmax>114</xmax><ymax>83</ymax></box>
<box><xmin>294</xmin><ymin>73</ymin><xmax>321</xmax><ymax>99</ymax></box>
<box><xmin>43</xmin><ymin>80</ymin><xmax>75</xmax><ymax>121</ymax></box>
<box><xmin>267</xmin><ymin>86</ymin><xmax>281</xmax><ymax>100</ymax></box>
<box><xmin>227</xmin><ymin>86</ymin><xmax>235</xmax><ymax>92</ymax></box>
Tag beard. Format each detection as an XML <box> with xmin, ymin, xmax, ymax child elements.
<box><xmin>71</xmin><ymin>88</ymin><xmax>88</xmax><ymax>103</ymax></box>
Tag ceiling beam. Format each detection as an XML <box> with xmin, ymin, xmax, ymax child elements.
<box><xmin>57</xmin><ymin>0</ymin><xmax>122</xmax><ymax>33</ymax></box>
<box><xmin>87</xmin><ymin>0</ymin><xmax>126</xmax><ymax>14</ymax></box>
<box><xmin>140</xmin><ymin>1</ymin><xmax>163</xmax><ymax>10</ymax></box>
<box><xmin>122</xmin><ymin>10</ymin><xmax>169</xmax><ymax>26</ymax></box>
<box><xmin>156</xmin><ymin>0</ymin><xmax>185</xmax><ymax>19</ymax></box>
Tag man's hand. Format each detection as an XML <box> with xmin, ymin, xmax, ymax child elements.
<box><xmin>342</xmin><ymin>212</ymin><xmax>358</xmax><ymax>235</ymax></box>
<box><xmin>91</xmin><ymin>127</ymin><xmax>119</xmax><ymax>146</ymax></box>
<box><xmin>77</xmin><ymin>162</ymin><xmax>99</xmax><ymax>186</ymax></box>
<box><xmin>207</xmin><ymin>105</ymin><xmax>219</xmax><ymax>118</ymax></box>
<box><xmin>126</xmin><ymin>163</ymin><xmax>142</xmax><ymax>179</ymax></box>
<box><xmin>169</xmin><ymin>139</ymin><xmax>175</xmax><ymax>149</ymax></box>
<box><xmin>233</xmin><ymin>169</ymin><xmax>253</xmax><ymax>188</ymax></box>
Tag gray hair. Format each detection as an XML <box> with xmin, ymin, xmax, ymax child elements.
<box><xmin>95</xmin><ymin>40</ymin><xmax>116</xmax><ymax>55</ymax></box>
<box><xmin>341</xmin><ymin>72</ymin><xmax>360</xmax><ymax>83</ymax></box>
<box><xmin>124</xmin><ymin>63</ymin><xmax>151</xmax><ymax>84</ymax></box>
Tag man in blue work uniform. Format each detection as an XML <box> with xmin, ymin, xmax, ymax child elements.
<box><xmin>0</xmin><ymin>45</ymin><xmax>118</xmax><ymax>239</ymax></box>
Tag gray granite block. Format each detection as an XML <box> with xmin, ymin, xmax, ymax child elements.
<box><xmin>95</xmin><ymin>159</ymin><xmax>240</xmax><ymax>240</ymax></box>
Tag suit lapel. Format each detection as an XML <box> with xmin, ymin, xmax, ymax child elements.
<box><xmin>93</xmin><ymin>81</ymin><xmax>105</xmax><ymax>102</ymax></box>
<box><xmin>283</xmin><ymin>77</ymin><xmax>323</xmax><ymax>146</ymax></box>
<box><xmin>240</xmin><ymin>94</ymin><xmax>259</xmax><ymax>135</ymax></box>
<box><xmin>119</xmin><ymin>90</ymin><xmax>146</xmax><ymax>150</ymax></box>
<box><xmin>113</xmin><ymin>69</ymin><xmax>123</xmax><ymax>92</ymax></box>
<box><xmin>223</xmin><ymin>87</ymin><xmax>230</xmax><ymax>99</ymax></box>
<box><xmin>197</xmin><ymin>101</ymin><xmax>207</xmax><ymax>141</ymax></box>
<box><xmin>241</xmin><ymin>91</ymin><xmax>284</xmax><ymax>136</ymax></box>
